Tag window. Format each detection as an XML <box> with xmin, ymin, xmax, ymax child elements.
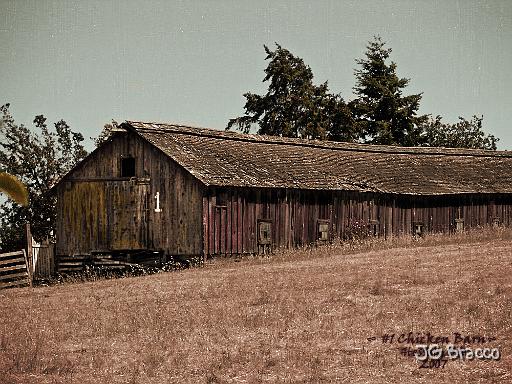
<box><xmin>216</xmin><ymin>193</ymin><xmax>227</xmax><ymax>207</ymax></box>
<box><xmin>413</xmin><ymin>222</ymin><xmax>424</xmax><ymax>237</ymax></box>
<box><xmin>318</xmin><ymin>220</ymin><xmax>329</xmax><ymax>241</ymax></box>
<box><xmin>493</xmin><ymin>217</ymin><xmax>501</xmax><ymax>228</ymax></box>
<box><xmin>258</xmin><ymin>220</ymin><xmax>272</xmax><ymax>245</ymax></box>
<box><xmin>121</xmin><ymin>156</ymin><xmax>136</xmax><ymax>177</ymax></box>
<box><xmin>455</xmin><ymin>218</ymin><xmax>464</xmax><ymax>232</ymax></box>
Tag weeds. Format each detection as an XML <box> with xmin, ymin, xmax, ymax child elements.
<box><xmin>37</xmin><ymin>255</ymin><xmax>203</xmax><ymax>287</ymax></box>
<box><xmin>0</xmin><ymin>228</ymin><xmax>511</xmax><ymax>383</ymax></box>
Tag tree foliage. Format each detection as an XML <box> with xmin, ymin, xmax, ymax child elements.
<box><xmin>0</xmin><ymin>104</ymin><xmax>88</xmax><ymax>251</ymax></box>
<box><xmin>227</xmin><ymin>44</ymin><xmax>355</xmax><ymax>141</ymax></box>
<box><xmin>93</xmin><ymin>119</ymin><xmax>119</xmax><ymax>147</ymax></box>
<box><xmin>228</xmin><ymin>37</ymin><xmax>499</xmax><ymax>150</ymax></box>
<box><xmin>421</xmin><ymin>115</ymin><xmax>498</xmax><ymax>150</ymax></box>
<box><xmin>351</xmin><ymin>36</ymin><xmax>428</xmax><ymax>145</ymax></box>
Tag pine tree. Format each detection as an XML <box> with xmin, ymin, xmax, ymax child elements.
<box><xmin>351</xmin><ymin>36</ymin><xmax>427</xmax><ymax>146</ymax></box>
<box><xmin>227</xmin><ymin>44</ymin><xmax>355</xmax><ymax>141</ymax></box>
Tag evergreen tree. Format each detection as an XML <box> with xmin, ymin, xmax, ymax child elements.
<box><xmin>227</xmin><ymin>44</ymin><xmax>355</xmax><ymax>141</ymax></box>
<box><xmin>351</xmin><ymin>36</ymin><xmax>428</xmax><ymax>146</ymax></box>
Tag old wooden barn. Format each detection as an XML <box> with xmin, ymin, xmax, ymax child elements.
<box><xmin>53</xmin><ymin>121</ymin><xmax>512</xmax><ymax>262</ymax></box>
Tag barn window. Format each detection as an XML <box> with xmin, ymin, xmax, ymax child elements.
<box><xmin>216</xmin><ymin>193</ymin><xmax>227</xmax><ymax>207</ymax></box>
<box><xmin>455</xmin><ymin>218</ymin><xmax>464</xmax><ymax>232</ymax></box>
<box><xmin>413</xmin><ymin>221</ymin><xmax>424</xmax><ymax>237</ymax></box>
<box><xmin>121</xmin><ymin>156</ymin><xmax>136</xmax><ymax>177</ymax></box>
<box><xmin>258</xmin><ymin>220</ymin><xmax>272</xmax><ymax>245</ymax></box>
<box><xmin>318</xmin><ymin>220</ymin><xmax>329</xmax><ymax>241</ymax></box>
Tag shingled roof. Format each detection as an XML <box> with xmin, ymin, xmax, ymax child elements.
<box><xmin>122</xmin><ymin>121</ymin><xmax>512</xmax><ymax>196</ymax></box>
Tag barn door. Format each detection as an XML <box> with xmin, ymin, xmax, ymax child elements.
<box><xmin>109</xmin><ymin>180</ymin><xmax>149</xmax><ymax>250</ymax></box>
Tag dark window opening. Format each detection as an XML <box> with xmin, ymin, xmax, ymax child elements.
<box><xmin>215</xmin><ymin>192</ymin><xmax>228</xmax><ymax>207</ymax></box>
<box><xmin>121</xmin><ymin>157</ymin><xmax>136</xmax><ymax>177</ymax></box>
<box><xmin>258</xmin><ymin>220</ymin><xmax>272</xmax><ymax>245</ymax></box>
<box><xmin>413</xmin><ymin>222</ymin><xmax>424</xmax><ymax>237</ymax></box>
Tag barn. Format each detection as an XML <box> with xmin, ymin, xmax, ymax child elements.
<box><xmin>53</xmin><ymin>121</ymin><xmax>512</xmax><ymax>264</ymax></box>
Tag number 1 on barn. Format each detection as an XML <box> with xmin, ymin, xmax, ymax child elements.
<box><xmin>154</xmin><ymin>192</ymin><xmax>162</xmax><ymax>212</ymax></box>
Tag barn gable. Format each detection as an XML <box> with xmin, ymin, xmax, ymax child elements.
<box><xmin>55</xmin><ymin>131</ymin><xmax>204</xmax><ymax>257</ymax></box>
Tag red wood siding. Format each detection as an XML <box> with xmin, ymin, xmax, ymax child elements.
<box><xmin>203</xmin><ymin>187</ymin><xmax>512</xmax><ymax>256</ymax></box>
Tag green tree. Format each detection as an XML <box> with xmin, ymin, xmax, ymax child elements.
<box><xmin>421</xmin><ymin>115</ymin><xmax>498</xmax><ymax>150</ymax></box>
<box><xmin>93</xmin><ymin>119</ymin><xmax>119</xmax><ymax>147</ymax></box>
<box><xmin>351</xmin><ymin>36</ymin><xmax>428</xmax><ymax>146</ymax></box>
<box><xmin>0</xmin><ymin>104</ymin><xmax>88</xmax><ymax>251</ymax></box>
<box><xmin>227</xmin><ymin>44</ymin><xmax>355</xmax><ymax>141</ymax></box>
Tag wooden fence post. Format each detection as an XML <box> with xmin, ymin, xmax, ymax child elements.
<box><xmin>22</xmin><ymin>249</ymin><xmax>32</xmax><ymax>287</ymax></box>
<box><xmin>25</xmin><ymin>223</ymin><xmax>33</xmax><ymax>280</ymax></box>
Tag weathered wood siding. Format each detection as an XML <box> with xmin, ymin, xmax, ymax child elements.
<box><xmin>203</xmin><ymin>187</ymin><xmax>512</xmax><ymax>256</ymax></box>
<box><xmin>55</xmin><ymin>130</ymin><xmax>512</xmax><ymax>260</ymax></box>
<box><xmin>56</xmin><ymin>132</ymin><xmax>204</xmax><ymax>257</ymax></box>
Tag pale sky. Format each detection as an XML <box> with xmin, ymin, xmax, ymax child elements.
<box><xmin>1</xmin><ymin>0</ymin><xmax>511</xmax><ymax>150</ymax></box>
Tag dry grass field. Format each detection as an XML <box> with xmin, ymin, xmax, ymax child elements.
<box><xmin>1</xmin><ymin>229</ymin><xmax>511</xmax><ymax>383</ymax></box>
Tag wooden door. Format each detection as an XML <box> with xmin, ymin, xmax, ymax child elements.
<box><xmin>109</xmin><ymin>180</ymin><xmax>149</xmax><ymax>250</ymax></box>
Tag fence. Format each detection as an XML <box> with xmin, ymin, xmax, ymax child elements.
<box><xmin>25</xmin><ymin>224</ymin><xmax>55</xmax><ymax>281</ymax></box>
<box><xmin>0</xmin><ymin>224</ymin><xmax>56</xmax><ymax>290</ymax></box>
<box><xmin>31</xmin><ymin>239</ymin><xmax>55</xmax><ymax>279</ymax></box>
<box><xmin>0</xmin><ymin>250</ymin><xmax>31</xmax><ymax>289</ymax></box>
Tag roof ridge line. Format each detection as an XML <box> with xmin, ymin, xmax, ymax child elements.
<box><xmin>127</xmin><ymin>123</ymin><xmax>512</xmax><ymax>159</ymax></box>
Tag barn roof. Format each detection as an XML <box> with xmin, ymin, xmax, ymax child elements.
<box><xmin>123</xmin><ymin>121</ymin><xmax>512</xmax><ymax>196</ymax></box>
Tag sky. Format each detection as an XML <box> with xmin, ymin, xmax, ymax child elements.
<box><xmin>1</xmin><ymin>0</ymin><xmax>511</xmax><ymax>150</ymax></box>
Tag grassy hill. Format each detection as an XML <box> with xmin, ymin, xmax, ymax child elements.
<box><xmin>1</xmin><ymin>230</ymin><xmax>511</xmax><ymax>383</ymax></box>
